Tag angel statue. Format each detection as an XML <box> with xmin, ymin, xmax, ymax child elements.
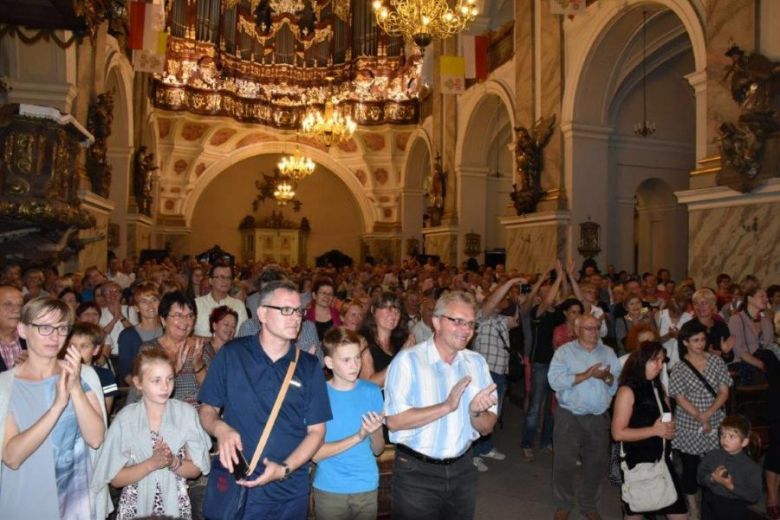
<box><xmin>510</xmin><ymin>115</ymin><xmax>556</xmax><ymax>215</ymax></box>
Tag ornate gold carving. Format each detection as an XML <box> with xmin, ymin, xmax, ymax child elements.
<box><xmin>510</xmin><ymin>115</ymin><xmax>556</xmax><ymax>215</ymax></box>
<box><xmin>86</xmin><ymin>91</ymin><xmax>115</xmax><ymax>197</ymax></box>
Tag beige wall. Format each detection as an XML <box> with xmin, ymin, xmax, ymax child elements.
<box><xmin>189</xmin><ymin>154</ymin><xmax>363</xmax><ymax>265</ymax></box>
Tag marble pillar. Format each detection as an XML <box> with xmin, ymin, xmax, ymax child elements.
<box><xmin>422</xmin><ymin>226</ymin><xmax>459</xmax><ymax>266</ymax></box>
<box><xmin>499</xmin><ymin>211</ymin><xmax>570</xmax><ymax>273</ymax></box>
<box><xmin>676</xmin><ymin>178</ymin><xmax>780</xmax><ymax>286</ymax></box>
<box><xmin>77</xmin><ymin>190</ymin><xmax>115</xmax><ymax>272</ymax></box>
<box><xmin>126</xmin><ymin>213</ymin><xmax>153</xmax><ymax>258</ymax></box>
<box><xmin>514</xmin><ymin>0</ymin><xmax>534</xmax><ymax>126</ymax></box>
<box><xmin>536</xmin><ymin>0</ymin><xmax>564</xmax><ymax>210</ymax></box>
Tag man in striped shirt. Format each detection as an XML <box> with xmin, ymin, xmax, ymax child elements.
<box><xmin>385</xmin><ymin>291</ymin><xmax>498</xmax><ymax>520</ymax></box>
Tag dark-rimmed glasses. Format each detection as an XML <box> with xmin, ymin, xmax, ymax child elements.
<box><xmin>262</xmin><ymin>305</ymin><xmax>306</xmax><ymax>317</ymax></box>
<box><xmin>438</xmin><ymin>315</ymin><xmax>477</xmax><ymax>330</ymax></box>
<box><xmin>28</xmin><ymin>323</ymin><xmax>71</xmax><ymax>336</ymax></box>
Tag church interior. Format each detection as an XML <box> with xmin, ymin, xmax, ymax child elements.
<box><xmin>0</xmin><ymin>0</ymin><xmax>778</xmax><ymax>279</ymax></box>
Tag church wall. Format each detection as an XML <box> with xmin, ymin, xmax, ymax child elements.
<box><xmin>687</xmin><ymin>200</ymin><xmax>780</xmax><ymax>287</ymax></box>
<box><xmin>189</xmin><ymin>154</ymin><xmax>363</xmax><ymax>266</ymax></box>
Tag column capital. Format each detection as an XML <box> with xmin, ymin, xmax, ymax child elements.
<box><xmin>684</xmin><ymin>69</ymin><xmax>707</xmax><ymax>92</ymax></box>
<box><xmin>560</xmin><ymin>122</ymin><xmax>614</xmax><ymax>140</ymax></box>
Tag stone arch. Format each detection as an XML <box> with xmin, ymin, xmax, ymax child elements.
<box><xmin>562</xmin><ymin>0</ymin><xmax>705</xmax><ymax>133</ymax></box>
<box><xmin>456</xmin><ymin>79</ymin><xmax>516</xmax><ymax>169</ymax></box>
<box><xmin>400</xmin><ymin>129</ymin><xmax>433</xmax><ymax>247</ymax></box>
<box><xmin>183</xmin><ymin>142</ymin><xmax>376</xmax><ymax>233</ymax></box>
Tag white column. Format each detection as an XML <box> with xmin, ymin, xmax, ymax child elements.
<box><xmin>457</xmin><ymin>166</ymin><xmax>489</xmax><ymax>264</ymax></box>
<box><xmin>107</xmin><ymin>146</ymin><xmax>134</xmax><ymax>260</ymax></box>
<box><xmin>401</xmin><ymin>188</ymin><xmax>426</xmax><ymax>251</ymax></box>
<box><xmin>561</xmin><ymin>122</ymin><xmax>613</xmax><ymax>267</ymax></box>
<box><xmin>613</xmin><ymin>197</ymin><xmax>636</xmax><ymax>274</ymax></box>
<box><xmin>685</xmin><ymin>70</ymin><xmax>708</xmax><ymax>164</ymax></box>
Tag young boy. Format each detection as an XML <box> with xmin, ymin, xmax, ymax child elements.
<box><xmin>66</xmin><ymin>322</ymin><xmax>118</xmax><ymax>413</ymax></box>
<box><xmin>697</xmin><ymin>414</ymin><xmax>763</xmax><ymax>520</ymax></box>
<box><xmin>312</xmin><ymin>327</ymin><xmax>385</xmax><ymax>520</ymax></box>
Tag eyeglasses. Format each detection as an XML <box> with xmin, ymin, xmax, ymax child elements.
<box><xmin>29</xmin><ymin>323</ymin><xmax>70</xmax><ymax>336</ymax></box>
<box><xmin>263</xmin><ymin>305</ymin><xmax>306</xmax><ymax>317</ymax></box>
<box><xmin>439</xmin><ymin>315</ymin><xmax>477</xmax><ymax>330</ymax></box>
<box><xmin>168</xmin><ymin>313</ymin><xmax>196</xmax><ymax>320</ymax></box>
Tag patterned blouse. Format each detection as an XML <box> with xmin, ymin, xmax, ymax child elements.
<box><xmin>116</xmin><ymin>430</ymin><xmax>192</xmax><ymax>520</ymax></box>
<box><xmin>141</xmin><ymin>338</ymin><xmax>212</xmax><ymax>406</ymax></box>
<box><xmin>668</xmin><ymin>353</ymin><xmax>733</xmax><ymax>455</ymax></box>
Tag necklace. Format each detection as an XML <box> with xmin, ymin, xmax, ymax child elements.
<box><xmin>745</xmin><ymin>309</ymin><xmax>761</xmax><ymax>323</ymax></box>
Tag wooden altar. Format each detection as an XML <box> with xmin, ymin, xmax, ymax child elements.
<box><xmin>239</xmin><ymin>212</ymin><xmax>309</xmax><ymax>266</ymax></box>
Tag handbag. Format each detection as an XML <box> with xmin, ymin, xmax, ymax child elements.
<box><xmin>203</xmin><ymin>348</ymin><xmax>300</xmax><ymax>520</ymax></box>
<box><xmin>620</xmin><ymin>384</ymin><xmax>678</xmax><ymax>513</ymax></box>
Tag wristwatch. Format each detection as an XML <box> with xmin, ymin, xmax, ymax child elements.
<box><xmin>279</xmin><ymin>462</ymin><xmax>291</xmax><ymax>481</ymax></box>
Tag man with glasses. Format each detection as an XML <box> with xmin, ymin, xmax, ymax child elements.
<box><xmin>199</xmin><ymin>280</ymin><xmax>331</xmax><ymax>519</ymax></box>
<box><xmin>0</xmin><ymin>285</ymin><xmax>26</xmax><ymax>372</ymax></box>
<box><xmin>98</xmin><ymin>281</ymin><xmax>137</xmax><ymax>360</ymax></box>
<box><xmin>547</xmin><ymin>314</ymin><xmax>621</xmax><ymax>520</ymax></box>
<box><xmin>384</xmin><ymin>291</ymin><xmax>498</xmax><ymax>519</ymax></box>
<box><xmin>194</xmin><ymin>264</ymin><xmax>248</xmax><ymax>338</ymax></box>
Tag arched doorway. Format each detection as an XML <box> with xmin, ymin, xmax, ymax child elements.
<box><xmin>563</xmin><ymin>1</ymin><xmax>700</xmax><ymax>273</ymax></box>
<box><xmin>634</xmin><ymin>178</ymin><xmax>688</xmax><ymax>279</ymax></box>
<box><xmin>189</xmin><ymin>153</ymin><xmax>365</xmax><ymax>266</ymax></box>
<box><xmin>401</xmin><ymin>131</ymin><xmax>432</xmax><ymax>253</ymax></box>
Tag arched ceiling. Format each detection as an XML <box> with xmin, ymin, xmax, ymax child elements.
<box><xmin>574</xmin><ymin>5</ymin><xmax>694</xmax><ymax>126</ymax></box>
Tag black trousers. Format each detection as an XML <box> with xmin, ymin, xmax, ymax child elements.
<box><xmin>701</xmin><ymin>489</ymin><xmax>750</xmax><ymax>520</ymax></box>
<box><xmin>679</xmin><ymin>451</ymin><xmax>702</xmax><ymax>495</ymax></box>
<box><xmin>391</xmin><ymin>448</ymin><xmax>478</xmax><ymax>520</ymax></box>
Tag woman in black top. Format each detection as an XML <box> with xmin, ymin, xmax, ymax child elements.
<box><xmin>757</xmin><ymin>345</ymin><xmax>780</xmax><ymax>519</ymax></box>
<box><xmin>359</xmin><ymin>292</ymin><xmax>413</xmax><ymax>388</ymax></box>
<box><xmin>612</xmin><ymin>341</ymin><xmax>688</xmax><ymax>519</ymax></box>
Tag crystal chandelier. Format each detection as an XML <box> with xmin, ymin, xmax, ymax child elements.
<box><xmin>301</xmin><ymin>98</ymin><xmax>357</xmax><ymax>149</ymax></box>
<box><xmin>273</xmin><ymin>180</ymin><xmax>296</xmax><ymax>205</ymax></box>
<box><xmin>278</xmin><ymin>142</ymin><xmax>316</xmax><ymax>183</ymax></box>
<box><xmin>634</xmin><ymin>9</ymin><xmax>656</xmax><ymax>138</ymax></box>
<box><xmin>372</xmin><ymin>0</ymin><xmax>478</xmax><ymax>53</ymax></box>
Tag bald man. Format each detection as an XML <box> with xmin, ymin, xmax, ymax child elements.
<box><xmin>547</xmin><ymin>315</ymin><xmax>621</xmax><ymax>520</ymax></box>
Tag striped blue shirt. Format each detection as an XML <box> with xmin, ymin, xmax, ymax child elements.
<box><xmin>384</xmin><ymin>337</ymin><xmax>498</xmax><ymax>458</ymax></box>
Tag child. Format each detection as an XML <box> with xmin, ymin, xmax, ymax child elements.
<box><xmin>312</xmin><ymin>327</ymin><xmax>385</xmax><ymax>520</ymax></box>
<box><xmin>66</xmin><ymin>322</ymin><xmax>118</xmax><ymax>413</ymax></box>
<box><xmin>697</xmin><ymin>414</ymin><xmax>763</xmax><ymax>520</ymax></box>
<box><xmin>91</xmin><ymin>349</ymin><xmax>211</xmax><ymax>520</ymax></box>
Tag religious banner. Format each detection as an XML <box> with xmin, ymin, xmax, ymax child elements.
<box><xmin>130</xmin><ymin>0</ymin><xmax>167</xmax><ymax>73</ymax></box>
<box><xmin>440</xmin><ymin>56</ymin><xmax>465</xmax><ymax>94</ymax></box>
<box><xmin>549</xmin><ymin>0</ymin><xmax>587</xmax><ymax>15</ymax></box>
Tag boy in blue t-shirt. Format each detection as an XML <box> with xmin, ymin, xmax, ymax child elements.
<box><xmin>66</xmin><ymin>322</ymin><xmax>118</xmax><ymax>413</ymax></box>
<box><xmin>313</xmin><ymin>327</ymin><xmax>385</xmax><ymax>520</ymax></box>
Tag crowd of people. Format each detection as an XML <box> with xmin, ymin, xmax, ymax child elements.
<box><xmin>0</xmin><ymin>254</ymin><xmax>778</xmax><ymax>520</ymax></box>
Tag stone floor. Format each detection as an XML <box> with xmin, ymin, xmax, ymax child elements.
<box><xmin>473</xmin><ymin>400</ymin><xmax>623</xmax><ymax>520</ymax></box>
<box><xmin>474</xmin><ymin>399</ymin><xmax>769</xmax><ymax>520</ymax></box>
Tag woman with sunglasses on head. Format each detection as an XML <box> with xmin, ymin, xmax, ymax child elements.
<box><xmin>0</xmin><ymin>297</ymin><xmax>105</xmax><ymax>519</ymax></box>
<box><xmin>359</xmin><ymin>292</ymin><xmax>414</xmax><ymax>388</ymax></box>
<box><xmin>140</xmin><ymin>291</ymin><xmax>208</xmax><ymax>407</ymax></box>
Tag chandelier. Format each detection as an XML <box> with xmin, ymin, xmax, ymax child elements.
<box><xmin>278</xmin><ymin>142</ymin><xmax>316</xmax><ymax>183</ymax></box>
<box><xmin>301</xmin><ymin>82</ymin><xmax>357</xmax><ymax>149</ymax></box>
<box><xmin>634</xmin><ymin>9</ymin><xmax>656</xmax><ymax>138</ymax></box>
<box><xmin>273</xmin><ymin>180</ymin><xmax>296</xmax><ymax>205</ymax></box>
<box><xmin>372</xmin><ymin>0</ymin><xmax>478</xmax><ymax>52</ymax></box>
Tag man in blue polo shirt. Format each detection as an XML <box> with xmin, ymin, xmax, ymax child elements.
<box><xmin>199</xmin><ymin>280</ymin><xmax>332</xmax><ymax>519</ymax></box>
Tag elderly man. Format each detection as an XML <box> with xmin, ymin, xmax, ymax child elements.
<box><xmin>0</xmin><ymin>285</ymin><xmax>26</xmax><ymax>372</ymax></box>
<box><xmin>385</xmin><ymin>291</ymin><xmax>498</xmax><ymax>519</ymax></box>
<box><xmin>199</xmin><ymin>280</ymin><xmax>331</xmax><ymax>519</ymax></box>
<box><xmin>548</xmin><ymin>314</ymin><xmax>621</xmax><ymax>520</ymax></box>
<box><xmin>194</xmin><ymin>264</ymin><xmax>248</xmax><ymax>338</ymax></box>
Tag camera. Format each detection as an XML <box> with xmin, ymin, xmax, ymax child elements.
<box><xmin>520</xmin><ymin>283</ymin><xmax>532</xmax><ymax>294</ymax></box>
